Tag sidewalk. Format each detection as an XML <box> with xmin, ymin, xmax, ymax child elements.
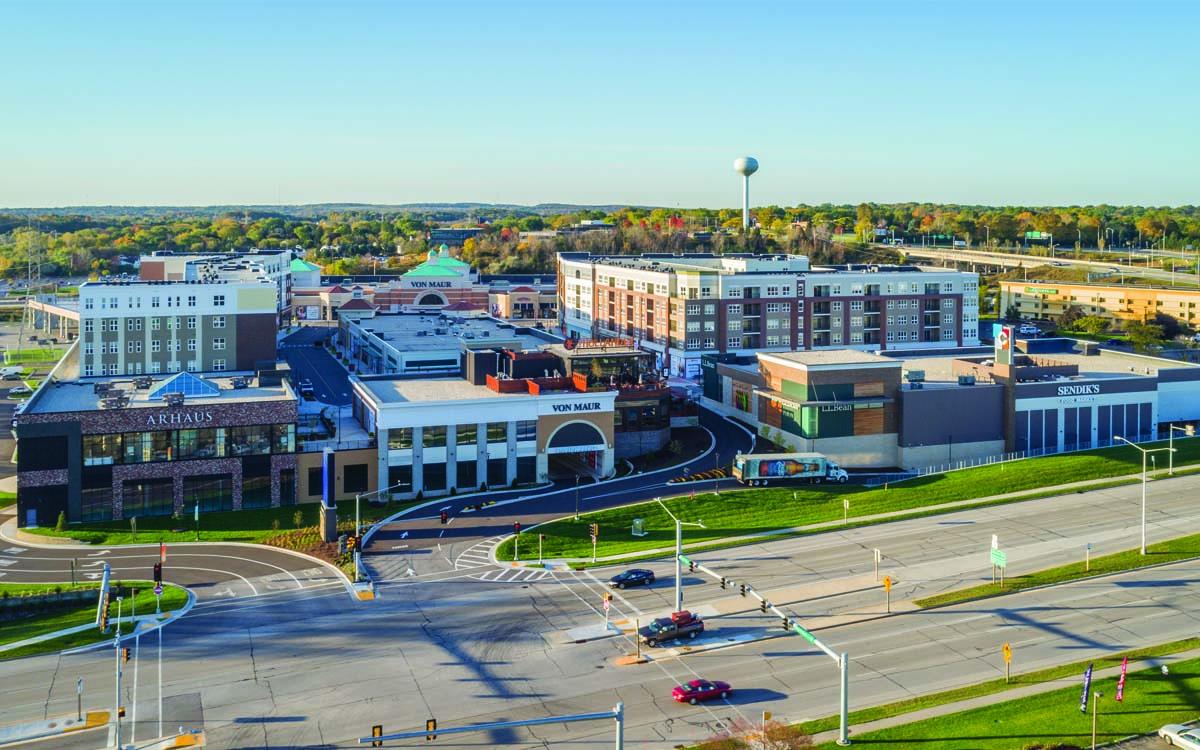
<box><xmin>810</xmin><ymin>647</ymin><xmax>1200</xmax><ymax>745</ymax></box>
<box><xmin>520</xmin><ymin>466</ymin><xmax>1183</xmax><ymax>567</ymax></box>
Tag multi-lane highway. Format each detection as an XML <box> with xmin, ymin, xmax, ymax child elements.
<box><xmin>3</xmin><ymin>449</ymin><xmax>1199</xmax><ymax>748</ymax></box>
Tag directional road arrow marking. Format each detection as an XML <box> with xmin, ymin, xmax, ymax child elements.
<box><xmin>86</xmin><ymin>550</ymin><xmax>110</xmax><ymax>557</ymax></box>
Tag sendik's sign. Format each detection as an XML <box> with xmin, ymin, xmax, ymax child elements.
<box><xmin>145</xmin><ymin>410</ymin><xmax>215</xmax><ymax>427</ymax></box>
<box><xmin>1057</xmin><ymin>384</ymin><xmax>1100</xmax><ymax>396</ymax></box>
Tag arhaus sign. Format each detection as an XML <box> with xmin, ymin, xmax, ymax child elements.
<box><xmin>145</xmin><ymin>410</ymin><xmax>215</xmax><ymax>427</ymax></box>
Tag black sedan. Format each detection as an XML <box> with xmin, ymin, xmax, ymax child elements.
<box><xmin>609</xmin><ymin>569</ymin><xmax>655</xmax><ymax>589</ymax></box>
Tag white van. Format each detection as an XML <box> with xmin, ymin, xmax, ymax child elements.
<box><xmin>0</xmin><ymin>366</ymin><xmax>21</xmax><ymax>378</ymax></box>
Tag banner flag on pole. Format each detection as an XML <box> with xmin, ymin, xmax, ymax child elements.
<box><xmin>1115</xmin><ymin>657</ymin><xmax>1129</xmax><ymax>702</ymax></box>
<box><xmin>1079</xmin><ymin>663</ymin><xmax>1094</xmax><ymax>712</ymax></box>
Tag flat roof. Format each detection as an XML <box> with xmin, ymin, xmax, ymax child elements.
<box><xmin>889</xmin><ymin>341</ymin><xmax>1197</xmax><ymax>383</ymax></box>
<box><xmin>360</xmin><ymin>377</ymin><xmax>525</xmax><ymax>405</ymax></box>
<box><xmin>352</xmin><ymin>314</ymin><xmax>557</xmax><ymax>353</ymax></box>
<box><xmin>760</xmin><ymin>350</ymin><xmax>900</xmax><ymax>368</ymax></box>
<box><xmin>27</xmin><ymin>374</ymin><xmax>293</xmax><ymax>414</ymax></box>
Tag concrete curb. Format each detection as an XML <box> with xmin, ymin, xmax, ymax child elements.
<box><xmin>61</xmin><ymin>587</ymin><xmax>198</xmax><ymax>655</ymax></box>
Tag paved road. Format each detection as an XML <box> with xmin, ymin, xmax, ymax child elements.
<box><xmin>363</xmin><ymin>407</ymin><xmax>752</xmax><ymax>582</ymax></box>
<box><xmin>0</xmin><ymin>511</ymin><xmax>340</xmax><ymax>601</ymax></box>
<box><xmin>3</xmin><ymin>546</ymin><xmax>1194</xmax><ymax>749</ymax></box>
<box><xmin>279</xmin><ymin>328</ymin><xmax>352</xmax><ymax>406</ymax></box>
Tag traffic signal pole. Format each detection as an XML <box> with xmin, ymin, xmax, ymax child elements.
<box><xmin>359</xmin><ymin>703</ymin><xmax>625</xmax><ymax>748</ymax></box>
<box><xmin>681</xmin><ymin>554</ymin><xmax>851</xmax><ymax>745</ymax></box>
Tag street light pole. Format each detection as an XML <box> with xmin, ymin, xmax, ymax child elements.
<box><xmin>656</xmin><ymin>497</ymin><xmax>703</xmax><ymax>612</ymax></box>
<box><xmin>1168</xmin><ymin>424</ymin><xmax>1188</xmax><ymax>475</ymax></box>
<box><xmin>575</xmin><ymin>476</ymin><xmax>581</xmax><ymax>521</ymax></box>
<box><xmin>1114</xmin><ymin>436</ymin><xmax>1172</xmax><ymax>555</ymax></box>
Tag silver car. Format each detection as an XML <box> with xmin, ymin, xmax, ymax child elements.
<box><xmin>1159</xmin><ymin>724</ymin><xmax>1200</xmax><ymax>748</ymax></box>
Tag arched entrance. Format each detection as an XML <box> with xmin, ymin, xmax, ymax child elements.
<box><xmin>545</xmin><ymin>420</ymin><xmax>608</xmax><ymax>480</ymax></box>
<box><xmin>415</xmin><ymin>291</ymin><xmax>448</xmax><ymax>306</ymax></box>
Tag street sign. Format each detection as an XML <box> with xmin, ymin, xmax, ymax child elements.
<box><xmin>1002</xmin><ymin>642</ymin><xmax>1012</xmax><ymax>664</ymax></box>
<box><xmin>602</xmin><ymin>597</ymin><xmax>610</xmax><ymax>613</ymax></box>
<box><xmin>154</xmin><ymin>583</ymin><xmax>163</xmax><ymax>596</ymax></box>
<box><xmin>882</xmin><ymin>575</ymin><xmax>892</xmax><ymax>592</ymax></box>
<box><xmin>991</xmin><ymin>534</ymin><xmax>998</xmax><ymax>550</ymax></box>
<box><xmin>843</xmin><ymin>499</ymin><xmax>850</xmax><ymax>511</ymax></box>
<box><xmin>631</xmin><ymin>518</ymin><xmax>646</xmax><ymax>537</ymax></box>
<box><xmin>76</xmin><ymin>677</ymin><xmax>83</xmax><ymax>695</ymax></box>
<box><xmin>371</xmin><ymin>725</ymin><xmax>383</xmax><ymax>748</ymax></box>
<box><xmin>990</xmin><ymin>549</ymin><xmax>1007</xmax><ymax>568</ymax></box>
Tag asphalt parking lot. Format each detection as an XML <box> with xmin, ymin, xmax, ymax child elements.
<box><xmin>280</xmin><ymin>327</ymin><xmax>354</xmax><ymax>406</ymax></box>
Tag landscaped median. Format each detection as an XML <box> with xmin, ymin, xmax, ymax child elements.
<box><xmin>496</xmin><ymin>437</ymin><xmax>1200</xmax><ymax>562</ymax></box>
<box><xmin>915</xmin><ymin>531</ymin><xmax>1200</xmax><ymax>609</ymax></box>
<box><xmin>0</xmin><ymin>581</ymin><xmax>188</xmax><ymax>660</ymax></box>
<box><xmin>809</xmin><ymin>641</ymin><xmax>1200</xmax><ymax>749</ymax></box>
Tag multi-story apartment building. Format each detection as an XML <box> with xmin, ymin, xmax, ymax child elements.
<box><xmin>78</xmin><ymin>279</ymin><xmax>278</xmax><ymax>377</ymax></box>
<box><xmin>999</xmin><ymin>280</ymin><xmax>1200</xmax><ymax>331</ymax></box>
<box><xmin>139</xmin><ymin>249</ymin><xmax>293</xmax><ymax>324</ymax></box>
<box><xmin>558</xmin><ymin>253</ymin><xmax>980</xmax><ymax>378</ymax></box>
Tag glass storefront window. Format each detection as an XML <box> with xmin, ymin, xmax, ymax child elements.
<box><xmin>122</xmin><ymin>432</ymin><xmax>147</xmax><ymax>463</ymax></box>
<box><xmin>148</xmin><ymin>431</ymin><xmax>173</xmax><ymax>462</ymax></box>
<box><xmin>422</xmin><ymin>425</ymin><xmax>447</xmax><ymax>448</ymax></box>
<box><xmin>456</xmin><ymin>424</ymin><xmax>477</xmax><ymax>446</ymax></box>
<box><xmin>273</xmin><ymin>424</ymin><xmax>295</xmax><ymax>454</ymax></box>
<box><xmin>515</xmin><ymin>420</ymin><xmax>536</xmax><ymax>442</ymax></box>
<box><xmin>388</xmin><ymin>428</ymin><xmax>413</xmax><ymax>450</ymax></box>
<box><xmin>176</xmin><ymin>428</ymin><xmax>223</xmax><ymax>460</ymax></box>
<box><xmin>242</xmin><ymin>475</ymin><xmax>271</xmax><ymax>509</ymax></box>
<box><xmin>123</xmin><ymin>478</ymin><xmax>174</xmax><ymax>517</ymax></box>
<box><xmin>486</xmin><ymin>422</ymin><xmax>507</xmax><ymax>443</ymax></box>
<box><xmin>81</xmin><ymin>485</ymin><xmax>113</xmax><ymax>522</ymax></box>
<box><xmin>83</xmin><ymin>434</ymin><xmax>122</xmax><ymax>466</ymax></box>
<box><xmin>183</xmin><ymin>474</ymin><xmax>232</xmax><ymax>513</ymax></box>
<box><xmin>228</xmin><ymin>425</ymin><xmax>272</xmax><ymax>456</ymax></box>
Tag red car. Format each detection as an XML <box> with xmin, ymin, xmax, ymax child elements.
<box><xmin>672</xmin><ymin>679</ymin><xmax>732</xmax><ymax>705</ymax></box>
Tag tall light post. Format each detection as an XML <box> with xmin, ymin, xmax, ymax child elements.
<box><xmin>574</xmin><ymin>475</ymin><xmax>581</xmax><ymax>521</ymax></box>
<box><xmin>353</xmin><ymin>479</ymin><xmax>412</xmax><ymax>582</ymax></box>
<box><xmin>981</xmin><ymin>224</ymin><xmax>990</xmax><ymax>249</ymax></box>
<box><xmin>656</xmin><ymin>497</ymin><xmax>704</xmax><ymax>612</ymax></box>
<box><xmin>1114</xmin><ymin>436</ymin><xmax>1173</xmax><ymax>555</ymax></box>
<box><xmin>1168</xmin><ymin>424</ymin><xmax>1191</xmax><ymax>475</ymax></box>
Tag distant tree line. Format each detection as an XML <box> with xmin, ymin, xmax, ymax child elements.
<box><xmin>3</xmin><ymin>203</ymin><xmax>1200</xmax><ymax>280</ymax></box>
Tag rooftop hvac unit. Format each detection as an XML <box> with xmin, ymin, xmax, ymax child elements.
<box><xmin>957</xmin><ymin>375</ymin><xmax>976</xmax><ymax>386</ymax></box>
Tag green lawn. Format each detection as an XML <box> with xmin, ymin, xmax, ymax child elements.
<box><xmin>497</xmin><ymin>438</ymin><xmax>1200</xmax><ymax>562</ymax></box>
<box><xmin>797</xmin><ymin>636</ymin><xmax>1200</xmax><ymax>739</ymax></box>
<box><xmin>0</xmin><ymin>581</ymin><xmax>188</xmax><ymax>660</ymax></box>
<box><xmin>916</xmin><ymin>531</ymin><xmax>1200</xmax><ymax>609</ymax></box>
<box><xmin>24</xmin><ymin>500</ymin><xmax>413</xmax><ymax>546</ymax></box>
<box><xmin>2</xmin><ymin>348</ymin><xmax>66</xmax><ymax>365</ymax></box>
<box><xmin>816</xmin><ymin>652</ymin><xmax>1200</xmax><ymax>749</ymax></box>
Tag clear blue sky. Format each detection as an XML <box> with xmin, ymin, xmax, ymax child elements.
<box><xmin>2</xmin><ymin>1</ymin><xmax>1197</xmax><ymax>208</ymax></box>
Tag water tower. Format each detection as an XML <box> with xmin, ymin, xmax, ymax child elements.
<box><xmin>733</xmin><ymin>156</ymin><xmax>759</xmax><ymax>230</ymax></box>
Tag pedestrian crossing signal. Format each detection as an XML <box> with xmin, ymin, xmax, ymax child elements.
<box><xmin>153</xmin><ymin>562</ymin><xmax>162</xmax><ymax>584</ymax></box>
<box><xmin>121</xmin><ymin>647</ymin><xmax>131</xmax><ymax>664</ymax></box>
<box><xmin>425</xmin><ymin>718</ymin><xmax>437</xmax><ymax>741</ymax></box>
<box><xmin>440</xmin><ymin>511</ymin><xmax>448</xmax><ymax>525</ymax></box>
<box><xmin>739</xmin><ymin>583</ymin><xmax>747</xmax><ymax>597</ymax></box>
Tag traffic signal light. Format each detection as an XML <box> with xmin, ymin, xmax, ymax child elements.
<box><xmin>425</xmin><ymin>718</ymin><xmax>437</xmax><ymax>741</ymax></box>
<box><xmin>513</xmin><ymin>522</ymin><xmax>521</xmax><ymax>535</ymax></box>
<box><xmin>760</xmin><ymin>599</ymin><xmax>768</xmax><ymax>613</ymax></box>
<box><xmin>347</xmin><ymin>535</ymin><xmax>358</xmax><ymax>553</ymax></box>
<box><xmin>98</xmin><ymin>593</ymin><xmax>110</xmax><ymax>631</ymax></box>
<box><xmin>117</xmin><ymin>706</ymin><xmax>125</xmax><ymax>718</ymax></box>
<box><xmin>739</xmin><ymin>583</ymin><xmax>747</xmax><ymax>597</ymax></box>
<box><xmin>589</xmin><ymin>523</ymin><xmax>598</xmax><ymax>542</ymax></box>
<box><xmin>371</xmin><ymin>725</ymin><xmax>383</xmax><ymax>748</ymax></box>
<box><xmin>121</xmin><ymin>647</ymin><xmax>131</xmax><ymax>664</ymax></box>
<box><xmin>688</xmin><ymin>560</ymin><xmax>695</xmax><ymax>573</ymax></box>
<box><xmin>719</xmin><ymin>577</ymin><xmax>727</xmax><ymax>590</ymax></box>
<box><xmin>440</xmin><ymin>511</ymin><xmax>448</xmax><ymax>525</ymax></box>
<box><xmin>781</xmin><ymin>616</ymin><xmax>790</xmax><ymax>631</ymax></box>
<box><xmin>153</xmin><ymin>562</ymin><xmax>162</xmax><ymax>584</ymax></box>
<box><xmin>603</xmin><ymin>592</ymin><xmax>613</xmax><ymax>605</ymax></box>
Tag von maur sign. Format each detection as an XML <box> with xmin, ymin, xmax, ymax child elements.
<box><xmin>145</xmin><ymin>410</ymin><xmax>215</xmax><ymax>427</ymax></box>
<box><xmin>1057</xmin><ymin>384</ymin><xmax>1101</xmax><ymax>397</ymax></box>
<box><xmin>552</xmin><ymin>402</ymin><xmax>602</xmax><ymax>414</ymax></box>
